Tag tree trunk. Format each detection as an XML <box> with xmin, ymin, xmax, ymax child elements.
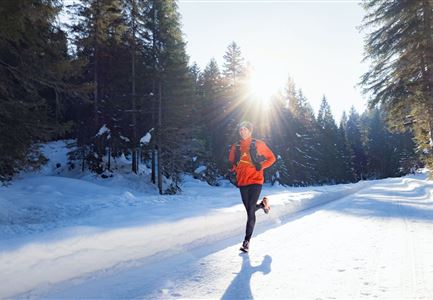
<box><xmin>55</xmin><ymin>90</ymin><xmax>60</xmax><ymax>124</ymax></box>
<box><xmin>422</xmin><ymin>0</ymin><xmax>433</xmax><ymax>153</ymax></box>
<box><xmin>151</xmin><ymin>0</ymin><xmax>157</xmax><ymax>184</ymax></box>
<box><xmin>151</xmin><ymin>148</ymin><xmax>156</xmax><ymax>183</ymax></box>
<box><xmin>94</xmin><ymin>0</ymin><xmax>100</xmax><ymax>129</ymax></box>
<box><xmin>108</xmin><ymin>144</ymin><xmax>111</xmax><ymax>171</ymax></box>
<box><xmin>157</xmin><ymin>81</ymin><xmax>163</xmax><ymax>194</ymax></box>
<box><xmin>131</xmin><ymin>0</ymin><xmax>138</xmax><ymax>174</ymax></box>
<box><xmin>81</xmin><ymin>147</ymin><xmax>85</xmax><ymax>172</ymax></box>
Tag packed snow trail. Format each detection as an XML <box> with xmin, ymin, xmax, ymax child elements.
<box><xmin>0</xmin><ymin>175</ymin><xmax>367</xmax><ymax>298</ymax></box>
<box><xmin>16</xmin><ymin>174</ymin><xmax>433</xmax><ymax>299</ymax></box>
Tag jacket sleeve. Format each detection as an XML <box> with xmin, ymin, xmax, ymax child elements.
<box><xmin>228</xmin><ymin>144</ymin><xmax>236</xmax><ymax>165</ymax></box>
<box><xmin>257</xmin><ymin>141</ymin><xmax>276</xmax><ymax>169</ymax></box>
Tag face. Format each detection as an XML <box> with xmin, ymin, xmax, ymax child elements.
<box><xmin>239</xmin><ymin>126</ymin><xmax>252</xmax><ymax>140</ymax></box>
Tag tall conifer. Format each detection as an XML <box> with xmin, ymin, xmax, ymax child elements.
<box><xmin>361</xmin><ymin>0</ymin><xmax>433</xmax><ymax>169</ymax></box>
<box><xmin>0</xmin><ymin>0</ymin><xmax>72</xmax><ymax>179</ymax></box>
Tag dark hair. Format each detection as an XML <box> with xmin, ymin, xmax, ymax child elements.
<box><xmin>239</xmin><ymin>121</ymin><xmax>253</xmax><ymax>131</ymax></box>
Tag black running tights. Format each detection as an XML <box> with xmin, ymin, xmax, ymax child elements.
<box><xmin>239</xmin><ymin>184</ymin><xmax>263</xmax><ymax>242</ymax></box>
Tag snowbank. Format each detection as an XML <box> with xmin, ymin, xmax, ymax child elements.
<box><xmin>0</xmin><ymin>140</ymin><xmax>427</xmax><ymax>298</ymax></box>
<box><xmin>0</xmin><ymin>178</ymin><xmax>369</xmax><ymax>298</ymax></box>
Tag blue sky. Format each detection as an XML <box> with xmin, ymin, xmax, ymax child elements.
<box><xmin>178</xmin><ymin>0</ymin><xmax>368</xmax><ymax>121</ymax></box>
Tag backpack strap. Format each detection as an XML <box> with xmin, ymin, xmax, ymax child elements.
<box><xmin>234</xmin><ymin>142</ymin><xmax>241</xmax><ymax>165</ymax></box>
<box><xmin>250</xmin><ymin>139</ymin><xmax>265</xmax><ymax>164</ymax></box>
<box><xmin>234</xmin><ymin>139</ymin><xmax>264</xmax><ymax>166</ymax></box>
<box><xmin>249</xmin><ymin>139</ymin><xmax>258</xmax><ymax>164</ymax></box>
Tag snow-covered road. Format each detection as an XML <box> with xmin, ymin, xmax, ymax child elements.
<box><xmin>10</xmin><ymin>175</ymin><xmax>432</xmax><ymax>299</ymax></box>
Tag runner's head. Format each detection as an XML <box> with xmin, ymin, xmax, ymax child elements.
<box><xmin>239</xmin><ymin>121</ymin><xmax>253</xmax><ymax>140</ymax></box>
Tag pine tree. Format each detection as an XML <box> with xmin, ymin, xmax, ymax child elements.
<box><xmin>0</xmin><ymin>0</ymin><xmax>73</xmax><ymax>180</ymax></box>
<box><xmin>316</xmin><ymin>96</ymin><xmax>342</xmax><ymax>183</ymax></box>
<box><xmin>198</xmin><ymin>59</ymin><xmax>227</xmax><ymax>173</ymax></box>
<box><xmin>361</xmin><ymin>0</ymin><xmax>433</xmax><ymax>169</ymax></box>
<box><xmin>337</xmin><ymin>112</ymin><xmax>355</xmax><ymax>182</ymax></box>
<box><xmin>346</xmin><ymin>107</ymin><xmax>367</xmax><ymax>181</ymax></box>
<box><xmin>120</xmin><ymin>0</ymin><xmax>160</xmax><ymax>175</ymax></box>
<box><xmin>363</xmin><ymin>108</ymin><xmax>390</xmax><ymax>178</ymax></box>
<box><xmin>363</xmin><ymin>108</ymin><xmax>418</xmax><ymax>178</ymax></box>
<box><xmin>221</xmin><ymin>42</ymin><xmax>248</xmax><ymax>177</ymax></box>
<box><xmin>284</xmin><ymin>87</ymin><xmax>319</xmax><ymax>185</ymax></box>
<box><xmin>223</xmin><ymin>41</ymin><xmax>245</xmax><ymax>90</ymax></box>
<box><xmin>150</xmin><ymin>0</ymin><xmax>198</xmax><ymax>193</ymax></box>
<box><xmin>68</xmin><ymin>0</ymin><xmax>127</xmax><ymax>174</ymax></box>
<box><xmin>266</xmin><ymin>90</ymin><xmax>293</xmax><ymax>185</ymax></box>
<box><xmin>125</xmin><ymin>0</ymin><xmax>141</xmax><ymax>174</ymax></box>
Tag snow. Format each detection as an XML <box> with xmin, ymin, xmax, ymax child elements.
<box><xmin>96</xmin><ymin>124</ymin><xmax>110</xmax><ymax>136</ymax></box>
<box><xmin>120</xmin><ymin>135</ymin><xmax>130</xmax><ymax>142</ymax></box>
<box><xmin>140</xmin><ymin>131</ymin><xmax>152</xmax><ymax>145</ymax></box>
<box><xmin>1</xmin><ymin>141</ymin><xmax>433</xmax><ymax>299</ymax></box>
<box><xmin>194</xmin><ymin>165</ymin><xmax>206</xmax><ymax>174</ymax></box>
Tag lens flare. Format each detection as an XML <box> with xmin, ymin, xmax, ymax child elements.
<box><xmin>247</xmin><ymin>66</ymin><xmax>283</xmax><ymax>110</ymax></box>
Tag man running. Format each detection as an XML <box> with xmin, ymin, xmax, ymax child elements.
<box><xmin>229</xmin><ymin>121</ymin><xmax>276</xmax><ymax>252</ymax></box>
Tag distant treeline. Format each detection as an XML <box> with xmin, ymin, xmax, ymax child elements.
<box><xmin>0</xmin><ymin>0</ymin><xmax>431</xmax><ymax>192</ymax></box>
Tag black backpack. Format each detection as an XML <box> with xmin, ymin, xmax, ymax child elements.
<box><xmin>234</xmin><ymin>139</ymin><xmax>265</xmax><ymax>171</ymax></box>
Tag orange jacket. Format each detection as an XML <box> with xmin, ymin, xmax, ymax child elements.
<box><xmin>229</xmin><ymin>137</ymin><xmax>276</xmax><ymax>187</ymax></box>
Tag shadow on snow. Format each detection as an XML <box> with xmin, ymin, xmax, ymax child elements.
<box><xmin>221</xmin><ymin>253</ymin><xmax>272</xmax><ymax>300</ymax></box>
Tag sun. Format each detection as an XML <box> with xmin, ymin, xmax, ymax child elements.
<box><xmin>246</xmin><ymin>66</ymin><xmax>283</xmax><ymax>109</ymax></box>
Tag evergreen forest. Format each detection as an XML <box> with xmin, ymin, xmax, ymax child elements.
<box><xmin>1</xmin><ymin>0</ymin><xmax>432</xmax><ymax>193</ymax></box>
